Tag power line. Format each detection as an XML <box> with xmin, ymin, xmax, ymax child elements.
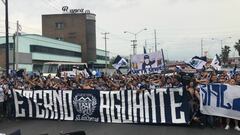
<box><xmin>0</xmin><ymin>21</ymin><xmax>42</xmax><ymax>35</ymax></box>
<box><xmin>40</xmin><ymin>0</ymin><xmax>62</xmax><ymax>12</ymax></box>
<box><xmin>49</xmin><ymin>0</ymin><xmax>64</xmax><ymax>8</ymax></box>
<box><xmin>96</xmin><ymin>26</ymin><xmax>131</xmax><ymax>41</ymax></box>
<box><xmin>0</xmin><ymin>19</ymin><xmax>16</xmax><ymax>24</ymax></box>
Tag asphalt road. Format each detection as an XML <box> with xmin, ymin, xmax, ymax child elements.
<box><xmin>0</xmin><ymin>120</ymin><xmax>238</xmax><ymax>135</ymax></box>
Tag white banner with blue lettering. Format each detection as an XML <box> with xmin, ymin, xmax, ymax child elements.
<box><xmin>131</xmin><ymin>51</ymin><xmax>164</xmax><ymax>74</ymax></box>
<box><xmin>12</xmin><ymin>88</ymin><xmax>190</xmax><ymax>124</ymax></box>
<box><xmin>200</xmin><ymin>84</ymin><xmax>240</xmax><ymax>120</ymax></box>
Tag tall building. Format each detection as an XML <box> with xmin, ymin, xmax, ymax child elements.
<box><xmin>42</xmin><ymin>13</ymin><xmax>96</xmax><ymax>63</ymax></box>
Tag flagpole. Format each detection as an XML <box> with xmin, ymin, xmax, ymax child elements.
<box><xmin>161</xmin><ymin>49</ymin><xmax>166</xmax><ymax>76</ymax></box>
<box><xmin>161</xmin><ymin>49</ymin><xmax>166</xmax><ymax>68</ymax></box>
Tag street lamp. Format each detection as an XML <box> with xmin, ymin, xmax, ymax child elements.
<box><xmin>201</xmin><ymin>37</ymin><xmax>231</xmax><ymax>57</ymax></box>
<box><xmin>212</xmin><ymin>37</ymin><xmax>232</xmax><ymax>49</ymax></box>
<box><xmin>200</xmin><ymin>38</ymin><xmax>215</xmax><ymax>56</ymax></box>
<box><xmin>124</xmin><ymin>28</ymin><xmax>147</xmax><ymax>55</ymax></box>
<box><xmin>211</xmin><ymin>37</ymin><xmax>232</xmax><ymax>56</ymax></box>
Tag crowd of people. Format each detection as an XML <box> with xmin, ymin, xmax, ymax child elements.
<box><xmin>0</xmin><ymin>66</ymin><xmax>239</xmax><ymax>131</ymax></box>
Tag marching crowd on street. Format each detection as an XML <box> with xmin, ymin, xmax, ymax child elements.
<box><xmin>0</xmin><ymin>66</ymin><xmax>240</xmax><ymax>131</ymax></box>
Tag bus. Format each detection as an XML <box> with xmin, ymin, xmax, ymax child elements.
<box><xmin>42</xmin><ymin>62</ymin><xmax>87</xmax><ymax>77</ymax></box>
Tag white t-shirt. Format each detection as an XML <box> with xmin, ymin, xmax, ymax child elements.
<box><xmin>0</xmin><ymin>86</ymin><xmax>4</xmax><ymax>103</ymax></box>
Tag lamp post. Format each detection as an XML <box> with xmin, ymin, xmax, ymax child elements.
<box><xmin>200</xmin><ymin>38</ymin><xmax>215</xmax><ymax>56</ymax></box>
<box><xmin>212</xmin><ymin>37</ymin><xmax>232</xmax><ymax>54</ymax></box>
<box><xmin>215</xmin><ymin>37</ymin><xmax>232</xmax><ymax>49</ymax></box>
<box><xmin>124</xmin><ymin>28</ymin><xmax>147</xmax><ymax>55</ymax></box>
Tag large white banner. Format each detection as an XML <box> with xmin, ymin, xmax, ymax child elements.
<box><xmin>200</xmin><ymin>84</ymin><xmax>240</xmax><ymax>120</ymax></box>
<box><xmin>12</xmin><ymin>88</ymin><xmax>190</xmax><ymax>124</ymax></box>
<box><xmin>131</xmin><ymin>51</ymin><xmax>164</xmax><ymax>74</ymax></box>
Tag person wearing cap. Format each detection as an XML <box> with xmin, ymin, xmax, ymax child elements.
<box><xmin>142</xmin><ymin>55</ymin><xmax>155</xmax><ymax>70</ymax></box>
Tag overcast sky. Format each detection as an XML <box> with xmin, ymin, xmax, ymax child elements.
<box><xmin>1</xmin><ymin>0</ymin><xmax>240</xmax><ymax>60</ymax></box>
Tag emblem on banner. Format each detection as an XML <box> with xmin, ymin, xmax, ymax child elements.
<box><xmin>73</xmin><ymin>93</ymin><xmax>98</xmax><ymax>122</ymax></box>
<box><xmin>73</xmin><ymin>93</ymin><xmax>97</xmax><ymax>115</ymax></box>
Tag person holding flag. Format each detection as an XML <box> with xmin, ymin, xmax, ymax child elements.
<box><xmin>210</xmin><ymin>54</ymin><xmax>221</xmax><ymax>71</ymax></box>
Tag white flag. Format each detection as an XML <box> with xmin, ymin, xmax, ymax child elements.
<box><xmin>185</xmin><ymin>56</ymin><xmax>207</xmax><ymax>70</ymax></box>
<box><xmin>112</xmin><ymin>55</ymin><xmax>127</xmax><ymax>69</ymax></box>
<box><xmin>211</xmin><ymin>54</ymin><xmax>221</xmax><ymax>71</ymax></box>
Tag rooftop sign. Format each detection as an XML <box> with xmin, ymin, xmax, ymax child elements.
<box><xmin>62</xmin><ymin>6</ymin><xmax>91</xmax><ymax>14</ymax></box>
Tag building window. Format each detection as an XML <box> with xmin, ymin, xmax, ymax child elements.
<box><xmin>97</xmin><ymin>55</ymin><xmax>109</xmax><ymax>61</ymax></box>
<box><xmin>68</xmin><ymin>32</ymin><xmax>76</xmax><ymax>35</ymax></box>
<box><xmin>56</xmin><ymin>37</ymin><xmax>64</xmax><ymax>41</ymax></box>
<box><xmin>30</xmin><ymin>45</ymin><xmax>81</xmax><ymax>58</ymax></box>
<box><xmin>0</xmin><ymin>43</ymin><xmax>14</xmax><ymax>50</ymax></box>
<box><xmin>55</xmin><ymin>22</ymin><xmax>64</xmax><ymax>30</ymax></box>
<box><xmin>68</xmin><ymin>36</ymin><xmax>76</xmax><ymax>40</ymax></box>
<box><xmin>68</xmin><ymin>32</ymin><xmax>76</xmax><ymax>40</ymax></box>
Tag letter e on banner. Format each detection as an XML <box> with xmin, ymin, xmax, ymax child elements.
<box><xmin>170</xmin><ymin>89</ymin><xmax>186</xmax><ymax>123</ymax></box>
<box><xmin>13</xmin><ymin>89</ymin><xmax>26</xmax><ymax>117</ymax></box>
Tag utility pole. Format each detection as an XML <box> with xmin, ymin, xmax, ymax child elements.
<box><xmin>131</xmin><ymin>40</ymin><xmax>137</xmax><ymax>55</ymax></box>
<box><xmin>124</xmin><ymin>28</ymin><xmax>147</xmax><ymax>56</ymax></box>
<box><xmin>4</xmin><ymin>0</ymin><xmax>9</xmax><ymax>76</ymax></box>
<box><xmin>15</xmin><ymin>21</ymin><xmax>21</xmax><ymax>70</ymax></box>
<box><xmin>134</xmin><ymin>35</ymin><xmax>137</xmax><ymax>55</ymax></box>
<box><xmin>149</xmin><ymin>48</ymin><xmax>151</xmax><ymax>53</ymax></box>
<box><xmin>154</xmin><ymin>29</ymin><xmax>157</xmax><ymax>52</ymax></box>
<box><xmin>102</xmin><ymin>32</ymin><xmax>109</xmax><ymax>75</ymax></box>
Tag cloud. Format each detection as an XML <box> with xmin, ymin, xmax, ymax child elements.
<box><xmin>68</xmin><ymin>0</ymin><xmax>140</xmax><ymax>11</ymax></box>
<box><xmin>1</xmin><ymin>0</ymin><xmax>240</xmax><ymax>60</ymax></box>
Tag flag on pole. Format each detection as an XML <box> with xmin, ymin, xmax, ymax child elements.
<box><xmin>112</xmin><ymin>55</ymin><xmax>127</xmax><ymax>69</ymax></box>
<box><xmin>185</xmin><ymin>56</ymin><xmax>207</xmax><ymax>70</ymax></box>
<box><xmin>143</xmin><ymin>46</ymin><xmax>147</xmax><ymax>54</ymax></box>
<box><xmin>211</xmin><ymin>54</ymin><xmax>221</xmax><ymax>71</ymax></box>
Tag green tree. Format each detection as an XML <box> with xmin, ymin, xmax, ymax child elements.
<box><xmin>220</xmin><ymin>45</ymin><xmax>231</xmax><ymax>65</ymax></box>
<box><xmin>234</xmin><ymin>40</ymin><xmax>240</xmax><ymax>56</ymax></box>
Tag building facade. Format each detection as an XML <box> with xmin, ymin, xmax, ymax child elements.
<box><xmin>42</xmin><ymin>13</ymin><xmax>96</xmax><ymax>63</ymax></box>
<box><xmin>95</xmin><ymin>49</ymin><xmax>110</xmax><ymax>68</ymax></box>
<box><xmin>0</xmin><ymin>34</ymin><xmax>109</xmax><ymax>72</ymax></box>
<box><xmin>0</xmin><ymin>34</ymin><xmax>82</xmax><ymax>71</ymax></box>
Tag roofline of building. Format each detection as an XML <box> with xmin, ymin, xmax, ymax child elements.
<box><xmin>96</xmin><ymin>48</ymin><xmax>110</xmax><ymax>53</ymax></box>
<box><xmin>0</xmin><ymin>34</ymin><xmax>109</xmax><ymax>54</ymax></box>
<box><xmin>0</xmin><ymin>34</ymin><xmax>81</xmax><ymax>46</ymax></box>
<box><xmin>42</xmin><ymin>13</ymin><xmax>96</xmax><ymax>16</ymax></box>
